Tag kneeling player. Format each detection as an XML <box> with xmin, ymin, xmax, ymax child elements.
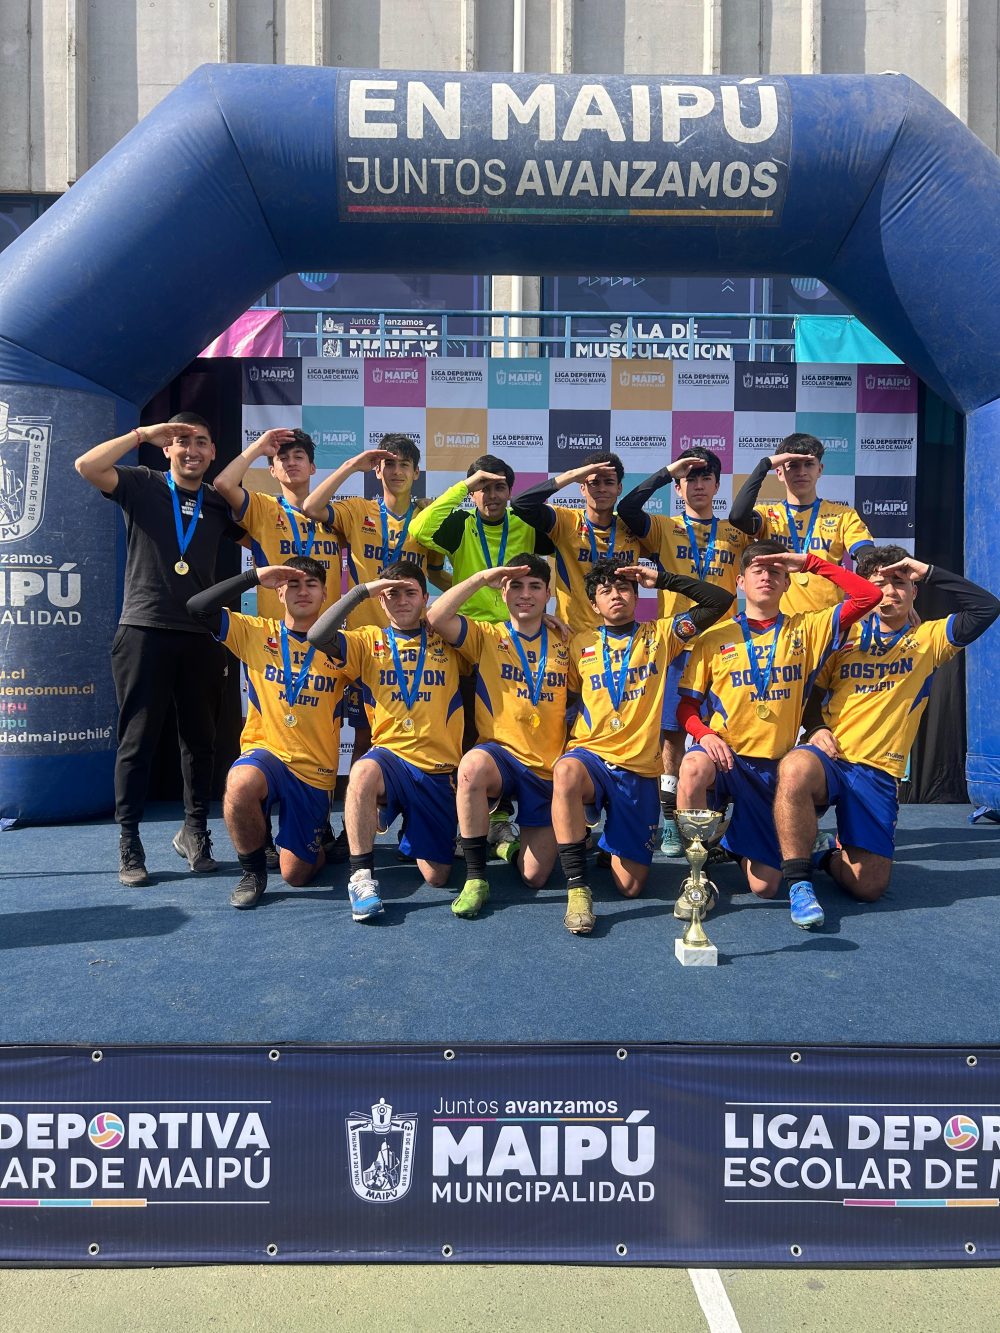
<box><xmin>308</xmin><ymin>561</ymin><xmax>463</xmax><ymax>921</ymax></box>
<box><xmin>426</xmin><ymin>554</ymin><xmax>569</xmax><ymax>918</ymax></box>
<box><xmin>676</xmin><ymin>543</ymin><xmax>881</xmax><ymax>928</ymax></box>
<box><xmin>774</xmin><ymin>548</ymin><xmax>1000</xmax><ymax>904</ymax></box>
<box><xmin>187</xmin><ymin>557</ymin><xmax>347</xmax><ymax>909</ymax></box>
<box><xmin>554</xmin><ymin>559</ymin><xmax>734</xmax><ymax>935</ymax></box>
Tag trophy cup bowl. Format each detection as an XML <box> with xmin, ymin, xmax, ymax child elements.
<box><xmin>674</xmin><ymin>809</ymin><xmax>731</xmax><ymax>967</ymax></box>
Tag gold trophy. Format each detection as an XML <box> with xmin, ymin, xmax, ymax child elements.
<box><xmin>673</xmin><ymin>809</ymin><xmax>731</xmax><ymax>967</ymax></box>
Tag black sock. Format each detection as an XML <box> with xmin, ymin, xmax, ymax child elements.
<box><xmin>781</xmin><ymin>857</ymin><xmax>812</xmax><ymax>892</ymax></box>
<box><xmin>238</xmin><ymin>847</ymin><xmax>267</xmax><ymax>878</ymax></box>
<box><xmin>660</xmin><ymin>790</ymin><xmax>677</xmax><ymax>821</ymax></box>
<box><xmin>349</xmin><ymin>852</ymin><xmax>375</xmax><ymax>876</ymax></box>
<box><xmin>461</xmin><ymin>834</ymin><xmax>489</xmax><ymax>880</ymax></box>
<box><xmin>558</xmin><ymin>839</ymin><xmax>589</xmax><ymax>889</ymax></box>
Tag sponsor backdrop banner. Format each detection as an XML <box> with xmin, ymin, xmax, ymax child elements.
<box><xmin>0</xmin><ymin>1044</ymin><xmax>996</xmax><ymax>1265</ymax></box>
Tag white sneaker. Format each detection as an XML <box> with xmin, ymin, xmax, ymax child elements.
<box><xmin>348</xmin><ymin>869</ymin><xmax>384</xmax><ymax>922</ymax></box>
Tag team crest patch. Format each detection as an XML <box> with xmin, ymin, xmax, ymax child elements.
<box><xmin>674</xmin><ymin>616</ymin><xmax>698</xmax><ymax>642</ymax></box>
<box><xmin>0</xmin><ymin>401</ymin><xmax>51</xmax><ymax>543</ymax></box>
<box><xmin>264</xmin><ymin>636</ymin><xmax>279</xmax><ymax>653</ymax></box>
<box><xmin>346</xmin><ymin>1098</ymin><xmax>417</xmax><ymax>1203</ymax></box>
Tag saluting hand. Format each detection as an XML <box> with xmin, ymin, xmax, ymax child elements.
<box><xmin>615</xmin><ymin>562</ymin><xmax>661</xmax><ymax>589</ymax></box>
<box><xmin>256</xmin><ymin>564</ymin><xmax>305</xmax><ymax>588</ymax></box>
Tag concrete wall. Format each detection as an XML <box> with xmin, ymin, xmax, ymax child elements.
<box><xmin>0</xmin><ymin>0</ymin><xmax>996</xmax><ymax>195</ymax></box>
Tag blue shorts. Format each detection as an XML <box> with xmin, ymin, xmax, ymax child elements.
<box><xmin>559</xmin><ymin>748</ymin><xmax>660</xmax><ymax>866</ymax></box>
<box><xmin>474</xmin><ymin>742</ymin><xmax>553</xmax><ymax>829</ymax></box>
<box><xmin>801</xmin><ymin>746</ymin><xmax>898</xmax><ymax>859</ymax></box>
<box><xmin>368</xmin><ymin>746</ymin><xmax>457</xmax><ymax>866</ymax></box>
<box><xmin>232</xmin><ymin>749</ymin><xmax>329</xmax><ymax>864</ymax></box>
<box><xmin>692</xmin><ymin>748</ymin><xmax>781</xmax><ymax>872</ymax></box>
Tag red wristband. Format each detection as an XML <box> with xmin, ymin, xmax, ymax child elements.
<box><xmin>133</xmin><ymin>427</ymin><xmax>143</xmax><ymax>446</ymax></box>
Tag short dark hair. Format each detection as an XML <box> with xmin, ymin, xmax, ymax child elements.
<box><xmin>676</xmin><ymin>446</ymin><xmax>722</xmax><ymax>482</ymax></box>
<box><xmin>505</xmin><ymin>551</ymin><xmax>551</xmax><ymax>587</ymax></box>
<box><xmin>779</xmin><ymin>432</ymin><xmax>824</xmax><ymax>461</ymax></box>
<box><xmin>284</xmin><ymin>555</ymin><xmax>328</xmax><ymax>583</ymax></box>
<box><xmin>379</xmin><ymin>433</ymin><xmax>420</xmax><ymax>467</ymax></box>
<box><xmin>582</xmin><ymin>450</ymin><xmax>624</xmax><ymax>482</ymax></box>
<box><xmin>855</xmin><ymin>545</ymin><xmax>910</xmax><ymax>580</ymax></box>
<box><xmin>740</xmin><ymin>539</ymin><xmax>787</xmax><ymax>573</ymax></box>
<box><xmin>585</xmin><ymin>556</ymin><xmax>637</xmax><ymax>602</ymax></box>
<box><xmin>468</xmin><ymin>453</ymin><xmax>514</xmax><ymax>488</ymax></box>
<box><xmin>381</xmin><ymin>558</ymin><xmax>427</xmax><ymax>594</ymax></box>
<box><xmin>168</xmin><ymin>411</ymin><xmax>212</xmax><ymax>435</ymax></box>
<box><xmin>275</xmin><ymin>428</ymin><xmax>315</xmax><ymax>464</ymax></box>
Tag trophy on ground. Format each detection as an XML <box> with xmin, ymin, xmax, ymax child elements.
<box><xmin>673</xmin><ymin>809</ymin><xmax>731</xmax><ymax>967</ymax></box>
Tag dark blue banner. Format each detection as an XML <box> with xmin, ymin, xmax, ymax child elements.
<box><xmin>1</xmin><ymin>1045</ymin><xmax>998</xmax><ymax>1265</ymax></box>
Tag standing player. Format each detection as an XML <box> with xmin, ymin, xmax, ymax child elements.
<box><xmin>554</xmin><ymin>558</ymin><xmax>734</xmax><ymax>935</ymax></box>
<box><xmin>307</xmin><ymin>561</ymin><xmax>464</xmax><ymax>922</ymax></box>
<box><xmin>676</xmin><ymin>543</ymin><xmax>881</xmax><ymax>928</ymax></box>
<box><xmin>186</xmin><ymin>557</ymin><xmax>348</xmax><ymax>909</ymax></box>
<box><xmin>74</xmin><ymin>415</ymin><xmax>241</xmax><ymax>887</ymax></box>
<box><xmin>729</xmin><ymin>434</ymin><xmax>874</xmax><ymax>614</ymax></box>
<box><xmin>774</xmin><ymin>548</ymin><xmax>1000</xmax><ymax>906</ymax></box>
<box><xmin>618</xmin><ymin>447</ymin><xmax>751</xmax><ymax>856</ymax></box>
<box><xmin>426</xmin><ymin>554</ymin><xmax>569</xmax><ymax>919</ymax></box>
<box><xmin>512</xmin><ymin>452</ymin><xmax>643</xmax><ymax>632</ymax></box>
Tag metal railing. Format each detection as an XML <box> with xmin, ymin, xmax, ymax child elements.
<box><xmin>277</xmin><ymin>306</ymin><xmax>801</xmax><ymax>360</ymax></box>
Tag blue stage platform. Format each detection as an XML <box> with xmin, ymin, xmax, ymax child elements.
<box><xmin>2</xmin><ymin>803</ymin><xmax>996</xmax><ymax>1048</ymax></box>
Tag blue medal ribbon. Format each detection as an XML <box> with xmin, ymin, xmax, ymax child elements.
<box><xmin>278</xmin><ymin>497</ymin><xmax>316</xmax><ymax>558</ymax></box>
<box><xmin>507</xmin><ymin>623</ymin><xmax>549</xmax><ymax>708</ymax></box>
<box><xmin>584</xmin><ymin>515</ymin><xmax>617</xmax><ymax>564</ymax></box>
<box><xmin>782</xmin><ymin>499</ymin><xmax>821</xmax><ymax>555</ymax></box>
<box><xmin>600</xmin><ymin>626</ymin><xmax>637</xmax><ymax>713</ymax></box>
<box><xmin>860</xmin><ymin>614</ymin><xmax>910</xmax><ymax>656</ymax></box>
<box><xmin>476</xmin><ymin>511</ymin><xmax>509</xmax><ymax>569</ymax></box>
<box><xmin>166</xmin><ymin>474</ymin><xmax>203</xmax><ymax>564</ymax></box>
<box><xmin>736</xmin><ymin>611</ymin><xmax>784</xmax><ymax>705</ymax></box>
<box><xmin>386</xmin><ymin>625</ymin><xmax>427</xmax><ymax>711</ymax></box>
<box><xmin>279</xmin><ymin>624</ymin><xmax>316</xmax><ymax>712</ymax></box>
<box><xmin>378</xmin><ymin>496</ymin><xmax>416</xmax><ymax>569</ymax></box>
<box><xmin>682</xmin><ymin>514</ymin><xmax>718</xmax><ymax>580</ymax></box>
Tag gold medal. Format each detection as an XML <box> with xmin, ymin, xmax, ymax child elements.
<box><xmin>401</xmin><ymin>717</ymin><xmax>414</xmax><ymax>733</ymax></box>
<box><xmin>795</xmin><ymin>572</ymin><xmax>809</xmax><ymax>586</ymax></box>
<box><xmin>174</xmin><ymin>560</ymin><xmax>189</xmax><ymax>576</ymax></box>
<box><xmin>284</xmin><ymin>712</ymin><xmax>297</xmax><ymax>728</ymax></box>
<box><xmin>755</xmin><ymin>702</ymin><xmax>771</xmax><ymax>720</ymax></box>
<box><xmin>527</xmin><ymin>711</ymin><xmax>540</xmax><ymax>729</ymax></box>
<box><xmin>609</xmin><ymin>712</ymin><xmax>623</xmax><ymax>732</ymax></box>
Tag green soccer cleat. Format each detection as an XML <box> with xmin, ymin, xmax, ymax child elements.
<box><xmin>452</xmin><ymin>879</ymin><xmax>490</xmax><ymax>919</ymax></box>
<box><xmin>564</xmin><ymin>886</ymin><xmax>595</xmax><ymax>935</ymax></box>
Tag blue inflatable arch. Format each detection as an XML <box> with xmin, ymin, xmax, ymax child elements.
<box><xmin>1</xmin><ymin>66</ymin><xmax>999</xmax><ymax>820</ymax></box>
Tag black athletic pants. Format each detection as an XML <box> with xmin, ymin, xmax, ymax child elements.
<box><xmin>110</xmin><ymin>625</ymin><xmax>226</xmax><ymax>832</ymax></box>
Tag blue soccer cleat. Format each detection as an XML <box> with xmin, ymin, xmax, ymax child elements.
<box><xmin>789</xmin><ymin>881</ymin><xmax>825</xmax><ymax>929</ymax></box>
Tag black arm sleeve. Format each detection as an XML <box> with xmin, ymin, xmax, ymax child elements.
<box><xmin>799</xmin><ymin>686</ymin><xmax>830</xmax><ymax>739</ymax></box>
<box><xmin>656</xmin><ymin>569</ymin><xmax>734</xmax><ymax>632</ymax></box>
<box><xmin>307</xmin><ymin>584</ymin><xmax>371</xmax><ymax>655</ymax></box>
<box><xmin>616</xmin><ymin>467</ymin><xmax>673</xmax><ymax>540</ymax></box>
<box><xmin>510</xmin><ymin>478</ymin><xmax>559</xmax><ymax>535</ymax></box>
<box><xmin>925</xmin><ymin>565</ymin><xmax>1000</xmax><ymax>647</ymax></box>
<box><xmin>186</xmin><ymin>568</ymin><xmax>259</xmax><ymax>633</ymax></box>
<box><xmin>728</xmin><ymin>455</ymin><xmax>771</xmax><ymax>534</ymax></box>
<box><xmin>427</xmin><ymin>510</ymin><xmax>467</xmax><ymax>554</ymax></box>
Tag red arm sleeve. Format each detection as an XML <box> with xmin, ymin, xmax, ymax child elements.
<box><xmin>803</xmin><ymin>553</ymin><xmax>881</xmax><ymax>630</ymax></box>
<box><xmin>677</xmin><ymin>696</ymin><xmax>715</xmax><ymax>742</ymax></box>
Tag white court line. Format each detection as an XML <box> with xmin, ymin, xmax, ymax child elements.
<box><xmin>688</xmin><ymin>1268</ymin><xmax>743</xmax><ymax>1333</ymax></box>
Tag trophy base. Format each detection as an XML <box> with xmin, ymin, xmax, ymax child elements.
<box><xmin>675</xmin><ymin>937</ymin><xmax>718</xmax><ymax>967</ymax></box>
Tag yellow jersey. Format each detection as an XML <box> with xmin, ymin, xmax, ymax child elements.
<box><xmin>547</xmin><ymin>507</ymin><xmax>643</xmax><ymax>632</ymax></box>
<box><xmin>813</xmin><ymin>614</ymin><xmax>961</xmax><ymax>779</ymax></box>
<box><xmin>567</xmin><ymin>618</ymin><xmax>692</xmax><ymax>778</ymax></box>
<box><xmin>755</xmin><ymin>499</ymin><xmax>873</xmax><ymax>615</ymax></box>
<box><xmin>329</xmin><ymin>622</ymin><xmax>463</xmax><ymax>772</ymax></box>
<box><xmin>453</xmin><ymin>619</ymin><xmax>571</xmax><ymax>780</ymax></box>
<box><xmin>641</xmin><ymin>514</ymin><xmax>750</xmax><ymax>619</ymax></box>
<box><xmin>219</xmin><ymin>611</ymin><xmax>346</xmax><ymax>791</ymax></box>
<box><xmin>327</xmin><ymin>496</ymin><xmax>444</xmax><ymax>630</ymax></box>
<box><xmin>678</xmin><ymin>606</ymin><xmax>845</xmax><ymax>760</ymax></box>
<box><xmin>237</xmin><ymin>490</ymin><xmax>341</xmax><ymax>621</ymax></box>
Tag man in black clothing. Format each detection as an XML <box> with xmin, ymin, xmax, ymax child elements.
<box><xmin>74</xmin><ymin>413</ymin><xmax>241</xmax><ymax>886</ymax></box>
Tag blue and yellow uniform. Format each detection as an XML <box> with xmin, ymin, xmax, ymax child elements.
<box><xmin>755</xmin><ymin>500</ymin><xmax>873</xmax><ymax>615</ymax></box>
<box><xmin>235</xmin><ymin>490</ymin><xmax>341</xmax><ymax>621</ymax></box>
<box><xmin>327</xmin><ymin>497</ymin><xmax>445</xmax><ymax>631</ymax></box>
<box><xmin>640</xmin><ymin>515</ymin><xmax>750</xmax><ymax>621</ymax></box>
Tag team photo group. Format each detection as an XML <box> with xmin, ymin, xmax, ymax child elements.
<box><xmin>73</xmin><ymin>416</ymin><xmax>1000</xmax><ymax>934</ymax></box>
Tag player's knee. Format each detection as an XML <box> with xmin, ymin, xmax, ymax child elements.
<box><xmin>553</xmin><ymin>758</ymin><xmax>586</xmax><ymax>796</ymax></box>
<box><xmin>347</xmin><ymin>760</ymin><xmax>381</xmax><ymax>797</ymax></box>
<box><xmin>520</xmin><ymin>864</ymin><xmax>549</xmax><ymax>890</ymax></box>
<box><xmin>615</xmin><ymin>874</ymin><xmax>644</xmax><ymax>898</ymax></box>
<box><xmin>778</xmin><ymin>747</ymin><xmax>822</xmax><ymax>788</ymax></box>
<box><xmin>224</xmin><ymin>766</ymin><xmax>260</xmax><ymax>804</ymax></box>
<box><xmin>852</xmin><ymin>865</ymin><xmax>891</xmax><ymax>902</ymax></box>
<box><xmin>456</xmin><ymin>756</ymin><xmax>489</xmax><ymax>792</ymax></box>
<box><xmin>679</xmin><ymin>751</ymin><xmax>715</xmax><ymax>789</ymax></box>
<box><xmin>281</xmin><ymin>861</ymin><xmax>315</xmax><ymax>888</ymax></box>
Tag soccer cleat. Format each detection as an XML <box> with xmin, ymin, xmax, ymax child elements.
<box><xmin>659</xmin><ymin>820</ymin><xmax>684</xmax><ymax>857</ymax></box>
<box><xmin>230</xmin><ymin>869</ymin><xmax>267</xmax><ymax>910</ymax></box>
<box><xmin>263</xmin><ymin>836</ymin><xmax>280</xmax><ymax>871</ymax></box>
<box><xmin>348</xmin><ymin>870</ymin><xmax>384</xmax><ymax>922</ymax></box>
<box><xmin>118</xmin><ymin>834</ymin><xmax>149</xmax><ymax>887</ymax></box>
<box><xmin>172</xmin><ymin>825</ymin><xmax>219</xmax><ymax>873</ymax></box>
<box><xmin>811</xmin><ymin>831</ymin><xmax>837</xmax><ymax>870</ymax></box>
<box><xmin>452</xmin><ymin>879</ymin><xmax>490</xmax><ymax>919</ymax></box>
<box><xmin>564</xmin><ymin>886</ymin><xmax>596</xmax><ymax>935</ymax></box>
<box><xmin>488</xmin><ymin>817</ymin><xmax>519</xmax><ymax>859</ymax></box>
<box><xmin>322</xmin><ymin>826</ymin><xmax>349</xmax><ymax>865</ymax></box>
<box><xmin>674</xmin><ymin>881</ymin><xmax>718</xmax><ymax>921</ymax></box>
<box><xmin>789</xmin><ymin>881</ymin><xmax>825</xmax><ymax>929</ymax></box>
